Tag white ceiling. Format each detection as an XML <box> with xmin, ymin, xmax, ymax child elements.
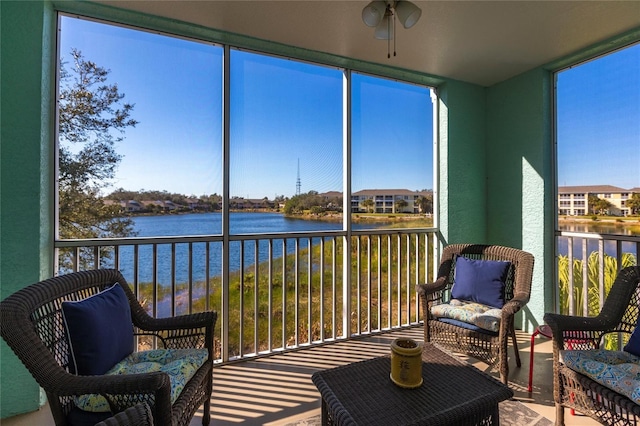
<box><xmin>96</xmin><ymin>1</ymin><xmax>640</xmax><ymax>86</ymax></box>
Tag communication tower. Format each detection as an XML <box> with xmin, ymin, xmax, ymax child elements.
<box><xmin>296</xmin><ymin>159</ymin><xmax>301</xmax><ymax>196</ymax></box>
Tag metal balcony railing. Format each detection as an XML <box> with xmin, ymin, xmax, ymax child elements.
<box><xmin>556</xmin><ymin>230</ymin><xmax>640</xmax><ymax>344</ymax></box>
<box><xmin>55</xmin><ymin>228</ymin><xmax>439</xmax><ymax>363</ymax></box>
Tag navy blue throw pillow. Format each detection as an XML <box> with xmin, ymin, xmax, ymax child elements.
<box><xmin>623</xmin><ymin>319</ymin><xmax>640</xmax><ymax>357</ymax></box>
<box><xmin>451</xmin><ymin>256</ymin><xmax>511</xmax><ymax>308</ymax></box>
<box><xmin>62</xmin><ymin>283</ymin><xmax>134</xmax><ymax>375</ymax></box>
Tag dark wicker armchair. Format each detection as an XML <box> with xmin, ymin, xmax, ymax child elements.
<box><xmin>543</xmin><ymin>265</ymin><xmax>640</xmax><ymax>426</ymax></box>
<box><xmin>0</xmin><ymin>269</ymin><xmax>217</xmax><ymax>426</ymax></box>
<box><xmin>95</xmin><ymin>403</ymin><xmax>154</xmax><ymax>426</ymax></box>
<box><xmin>416</xmin><ymin>244</ymin><xmax>534</xmax><ymax>384</ymax></box>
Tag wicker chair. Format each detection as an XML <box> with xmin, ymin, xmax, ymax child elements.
<box><xmin>0</xmin><ymin>269</ymin><xmax>216</xmax><ymax>426</ymax></box>
<box><xmin>416</xmin><ymin>244</ymin><xmax>534</xmax><ymax>384</ymax></box>
<box><xmin>543</xmin><ymin>265</ymin><xmax>640</xmax><ymax>426</ymax></box>
<box><xmin>95</xmin><ymin>403</ymin><xmax>154</xmax><ymax>426</ymax></box>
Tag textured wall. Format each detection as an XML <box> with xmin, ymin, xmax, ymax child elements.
<box><xmin>437</xmin><ymin>81</ymin><xmax>488</xmax><ymax>246</ymax></box>
<box><xmin>486</xmin><ymin>68</ymin><xmax>553</xmax><ymax>331</ymax></box>
<box><xmin>438</xmin><ymin>71</ymin><xmax>553</xmax><ymax>330</ymax></box>
<box><xmin>1</xmin><ymin>0</ymin><xmax>55</xmax><ymax>418</ymax></box>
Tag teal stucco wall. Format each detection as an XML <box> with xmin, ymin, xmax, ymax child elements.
<box><xmin>437</xmin><ymin>81</ymin><xmax>488</xmax><ymax>245</ymax></box>
<box><xmin>438</xmin><ymin>69</ymin><xmax>553</xmax><ymax>333</ymax></box>
<box><xmin>1</xmin><ymin>0</ymin><xmax>55</xmax><ymax>418</ymax></box>
<box><xmin>486</xmin><ymin>69</ymin><xmax>554</xmax><ymax>332</ymax></box>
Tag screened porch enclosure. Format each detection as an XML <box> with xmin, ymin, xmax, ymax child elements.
<box><xmin>2</xmin><ymin>0</ymin><xmax>639</xmax><ymax>422</ymax></box>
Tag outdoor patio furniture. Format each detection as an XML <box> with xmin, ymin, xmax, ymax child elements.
<box><xmin>311</xmin><ymin>342</ymin><xmax>513</xmax><ymax>425</ymax></box>
<box><xmin>95</xmin><ymin>403</ymin><xmax>154</xmax><ymax>426</ymax></box>
<box><xmin>543</xmin><ymin>265</ymin><xmax>640</xmax><ymax>426</ymax></box>
<box><xmin>0</xmin><ymin>269</ymin><xmax>216</xmax><ymax>426</ymax></box>
<box><xmin>416</xmin><ymin>244</ymin><xmax>535</xmax><ymax>384</ymax></box>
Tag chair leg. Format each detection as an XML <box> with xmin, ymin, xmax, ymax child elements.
<box><xmin>511</xmin><ymin>327</ymin><xmax>521</xmax><ymax>367</ymax></box>
<box><xmin>202</xmin><ymin>401</ymin><xmax>211</xmax><ymax>426</ymax></box>
<box><xmin>499</xmin><ymin>349</ymin><xmax>509</xmax><ymax>385</ymax></box>
<box><xmin>527</xmin><ymin>329</ymin><xmax>539</xmax><ymax>392</ymax></box>
<box><xmin>555</xmin><ymin>403</ymin><xmax>565</xmax><ymax>426</ymax></box>
<box><xmin>202</xmin><ymin>372</ymin><xmax>213</xmax><ymax>426</ymax></box>
<box><xmin>500</xmin><ymin>371</ymin><xmax>508</xmax><ymax>385</ymax></box>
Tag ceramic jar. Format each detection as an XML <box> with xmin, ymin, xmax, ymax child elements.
<box><xmin>390</xmin><ymin>338</ymin><xmax>423</xmax><ymax>388</ymax></box>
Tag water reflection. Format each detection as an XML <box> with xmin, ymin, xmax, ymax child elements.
<box><xmin>557</xmin><ymin>221</ymin><xmax>640</xmax><ymax>259</ymax></box>
<box><xmin>559</xmin><ymin>221</ymin><xmax>640</xmax><ymax>236</ymax></box>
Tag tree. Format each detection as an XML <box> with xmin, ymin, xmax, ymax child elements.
<box><xmin>361</xmin><ymin>198</ymin><xmax>374</xmax><ymax>213</ymax></box>
<box><xmin>416</xmin><ymin>194</ymin><xmax>433</xmax><ymax>214</ymax></box>
<box><xmin>283</xmin><ymin>191</ymin><xmax>327</xmax><ymax>215</ymax></box>
<box><xmin>595</xmin><ymin>198</ymin><xmax>612</xmax><ymax>215</ymax></box>
<box><xmin>394</xmin><ymin>199</ymin><xmax>408</xmax><ymax>213</ymax></box>
<box><xmin>283</xmin><ymin>197</ymin><xmax>300</xmax><ymax>215</ymax></box>
<box><xmin>587</xmin><ymin>195</ymin><xmax>612</xmax><ymax>215</ymax></box>
<box><xmin>626</xmin><ymin>193</ymin><xmax>640</xmax><ymax>215</ymax></box>
<box><xmin>587</xmin><ymin>195</ymin><xmax>599</xmax><ymax>214</ymax></box>
<box><xmin>58</xmin><ymin>49</ymin><xmax>138</xmax><ymax>265</ymax></box>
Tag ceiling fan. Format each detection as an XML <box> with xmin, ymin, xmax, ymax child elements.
<box><xmin>362</xmin><ymin>1</ymin><xmax>422</xmax><ymax>58</ymax></box>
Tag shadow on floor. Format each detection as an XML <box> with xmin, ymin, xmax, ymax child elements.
<box><xmin>3</xmin><ymin>327</ymin><xmax>599</xmax><ymax>426</ymax></box>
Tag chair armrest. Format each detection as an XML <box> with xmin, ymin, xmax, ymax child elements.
<box><xmin>416</xmin><ymin>277</ymin><xmax>448</xmax><ymax>299</ymax></box>
<box><xmin>136</xmin><ymin>310</ymin><xmax>217</xmax><ymax>332</ymax></box>
<box><xmin>50</xmin><ymin>370</ymin><xmax>171</xmax><ymax>397</ymax></box>
<box><xmin>56</xmin><ymin>371</ymin><xmax>173</xmax><ymax>424</ymax></box>
<box><xmin>543</xmin><ymin>312</ymin><xmax>608</xmax><ymax>333</ymax></box>
<box><xmin>95</xmin><ymin>402</ymin><xmax>154</xmax><ymax>426</ymax></box>
<box><xmin>501</xmin><ymin>294</ymin><xmax>529</xmax><ymax>317</ymax></box>
<box><xmin>543</xmin><ymin>312</ymin><xmax>603</xmax><ymax>350</ymax></box>
<box><xmin>133</xmin><ymin>310</ymin><xmax>217</xmax><ymax>352</ymax></box>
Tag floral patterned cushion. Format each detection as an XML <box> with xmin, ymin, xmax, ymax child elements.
<box><xmin>430</xmin><ymin>299</ymin><xmax>502</xmax><ymax>332</ymax></box>
<box><xmin>75</xmin><ymin>348</ymin><xmax>209</xmax><ymax>412</ymax></box>
<box><xmin>561</xmin><ymin>349</ymin><xmax>640</xmax><ymax>405</ymax></box>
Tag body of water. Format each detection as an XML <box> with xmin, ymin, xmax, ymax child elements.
<box><xmin>558</xmin><ymin>221</ymin><xmax>640</xmax><ymax>236</ymax></box>
<box><xmin>557</xmin><ymin>221</ymin><xmax>639</xmax><ymax>261</ymax></box>
<box><xmin>101</xmin><ymin>213</ymin><xmax>638</xmax><ymax>316</ymax></box>
<box><xmin>109</xmin><ymin>213</ymin><xmax>639</xmax><ymax>286</ymax></box>
<box><xmin>113</xmin><ymin>212</ymin><xmax>380</xmax><ymax>286</ymax></box>
<box><xmin>132</xmin><ymin>211</ymin><xmax>349</xmax><ymax>237</ymax></box>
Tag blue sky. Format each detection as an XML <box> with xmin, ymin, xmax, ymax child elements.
<box><xmin>59</xmin><ymin>16</ymin><xmax>432</xmax><ymax>199</ymax></box>
<box><xmin>229</xmin><ymin>50</ymin><xmax>343</xmax><ymax>199</ymax></box>
<box><xmin>556</xmin><ymin>43</ymin><xmax>640</xmax><ymax>189</ymax></box>
<box><xmin>60</xmin><ymin>16</ymin><xmax>638</xmax><ymax>199</ymax></box>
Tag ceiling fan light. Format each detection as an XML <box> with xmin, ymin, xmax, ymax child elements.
<box><xmin>374</xmin><ymin>15</ymin><xmax>393</xmax><ymax>40</ymax></box>
<box><xmin>362</xmin><ymin>1</ymin><xmax>387</xmax><ymax>27</ymax></box>
<box><xmin>395</xmin><ymin>1</ymin><xmax>422</xmax><ymax>29</ymax></box>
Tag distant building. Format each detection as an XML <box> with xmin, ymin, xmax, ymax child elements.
<box><xmin>318</xmin><ymin>191</ymin><xmax>343</xmax><ymax>211</ymax></box>
<box><xmin>227</xmin><ymin>197</ymin><xmax>274</xmax><ymax>210</ymax></box>
<box><xmin>558</xmin><ymin>185</ymin><xmax>637</xmax><ymax>216</ymax></box>
<box><xmin>103</xmin><ymin>199</ymin><xmax>146</xmax><ymax>212</ymax></box>
<box><xmin>245</xmin><ymin>198</ymin><xmax>274</xmax><ymax>209</ymax></box>
<box><xmin>185</xmin><ymin>198</ymin><xmax>205</xmax><ymax>210</ymax></box>
<box><xmin>351</xmin><ymin>189</ymin><xmax>432</xmax><ymax>214</ymax></box>
<box><xmin>139</xmin><ymin>200</ymin><xmax>180</xmax><ymax>211</ymax></box>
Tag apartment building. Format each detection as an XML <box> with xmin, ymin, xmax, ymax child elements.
<box><xmin>558</xmin><ymin>185</ymin><xmax>637</xmax><ymax>216</ymax></box>
<box><xmin>351</xmin><ymin>189</ymin><xmax>432</xmax><ymax>214</ymax></box>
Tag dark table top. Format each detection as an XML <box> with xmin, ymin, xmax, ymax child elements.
<box><xmin>311</xmin><ymin>342</ymin><xmax>514</xmax><ymax>426</ymax></box>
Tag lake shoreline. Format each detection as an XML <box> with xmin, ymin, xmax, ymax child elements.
<box><xmin>558</xmin><ymin>216</ymin><xmax>640</xmax><ymax>237</ymax></box>
<box><xmin>559</xmin><ymin>216</ymin><xmax>640</xmax><ymax>224</ymax></box>
<box><xmin>125</xmin><ymin>209</ymin><xmax>433</xmax><ymax>225</ymax></box>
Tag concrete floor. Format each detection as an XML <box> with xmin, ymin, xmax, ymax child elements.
<box><xmin>2</xmin><ymin>327</ymin><xmax>599</xmax><ymax>426</ymax></box>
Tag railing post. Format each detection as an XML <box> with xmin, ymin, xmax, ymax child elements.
<box><xmin>221</xmin><ymin>44</ymin><xmax>231</xmax><ymax>362</ymax></box>
<box><xmin>342</xmin><ymin>68</ymin><xmax>352</xmax><ymax>339</ymax></box>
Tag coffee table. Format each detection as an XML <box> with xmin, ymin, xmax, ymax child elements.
<box><xmin>311</xmin><ymin>342</ymin><xmax>513</xmax><ymax>426</ymax></box>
